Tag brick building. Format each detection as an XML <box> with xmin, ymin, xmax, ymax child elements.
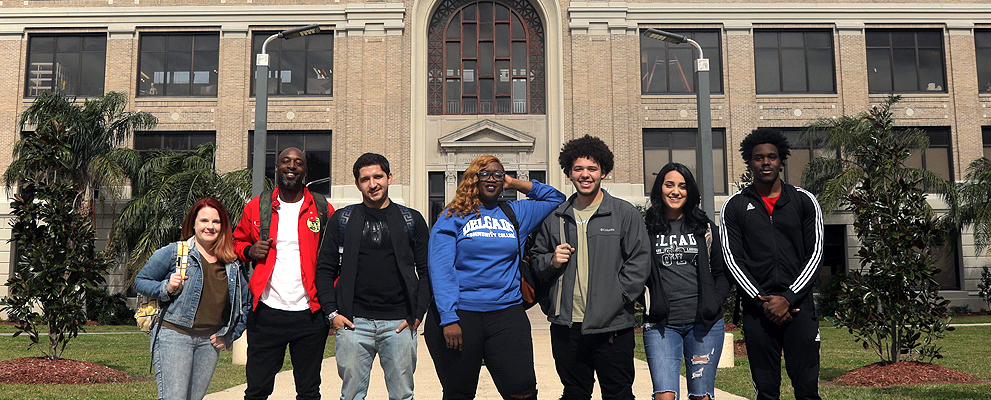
<box><xmin>0</xmin><ymin>0</ymin><xmax>989</xmax><ymax>308</ymax></box>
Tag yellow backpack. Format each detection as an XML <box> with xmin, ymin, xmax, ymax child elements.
<box><xmin>135</xmin><ymin>240</ymin><xmax>191</xmax><ymax>332</ymax></box>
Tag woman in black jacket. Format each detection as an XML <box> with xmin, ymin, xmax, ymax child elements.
<box><xmin>642</xmin><ymin>163</ymin><xmax>731</xmax><ymax>400</ymax></box>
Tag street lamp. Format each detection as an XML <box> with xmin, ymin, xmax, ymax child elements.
<box><xmin>252</xmin><ymin>24</ymin><xmax>322</xmax><ymax>196</ymax></box>
<box><xmin>643</xmin><ymin>28</ymin><xmax>715</xmax><ymax>219</ymax></box>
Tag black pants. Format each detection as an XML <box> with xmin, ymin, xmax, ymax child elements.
<box><xmin>244</xmin><ymin>302</ymin><xmax>329</xmax><ymax>400</ymax></box>
<box><xmin>742</xmin><ymin>299</ymin><xmax>821</xmax><ymax>400</ymax></box>
<box><xmin>549</xmin><ymin>323</ymin><xmax>635</xmax><ymax>400</ymax></box>
<box><xmin>424</xmin><ymin>304</ymin><xmax>538</xmax><ymax>400</ymax></box>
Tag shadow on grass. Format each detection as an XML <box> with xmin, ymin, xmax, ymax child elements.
<box><xmin>820</xmin><ymin>367</ymin><xmax>848</xmax><ymax>381</ymax></box>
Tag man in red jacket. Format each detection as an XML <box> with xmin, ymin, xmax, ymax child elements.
<box><xmin>234</xmin><ymin>147</ymin><xmax>334</xmax><ymax>400</ymax></box>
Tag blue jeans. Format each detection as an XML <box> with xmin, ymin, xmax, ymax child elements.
<box><xmin>335</xmin><ymin>317</ymin><xmax>417</xmax><ymax>400</ymax></box>
<box><xmin>642</xmin><ymin>319</ymin><xmax>724</xmax><ymax>400</ymax></box>
<box><xmin>151</xmin><ymin>325</ymin><xmax>220</xmax><ymax>400</ymax></box>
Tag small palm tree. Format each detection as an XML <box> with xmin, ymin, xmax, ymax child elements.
<box><xmin>800</xmin><ymin>95</ymin><xmax>955</xmax><ymax>212</ymax></box>
<box><xmin>107</xmin><ymin>142</ymin><xmax>261</xmax><ymax>281</ymax></box>
<box><xmin>958</xmin><ymin>157</ymin><xmax>991</xmax><ymax>255</ymax></box>
<box><xmin>3</xmin><ymin>91</ymin><xmax>157</xmax><ymax>218</ymax></box>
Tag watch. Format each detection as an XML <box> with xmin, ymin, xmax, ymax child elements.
<box><xmin>327</xmin><ymin>310</ymin><xmax>339</xmax><ymax>325</ymax></box>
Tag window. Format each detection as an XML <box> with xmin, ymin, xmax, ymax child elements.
<box><xmin>818</xmin><ymin>225</ymin><xmax>848</xmax><ymax>284</ymax></box>
<box><xmin>780</xmin><ymin>128</ymin><xmax>836</xmax><ymax>185</ymax></box>
<box><xmin>932</xmin><ymin>238</ymin><xmax>959</xmax><ymax>290</ymax></box>
<box><xmin>640</xmin><ymin>29</ymin><xmax>722</xmax><ymax>94</ymax></box>
<box><xmin>25</xmin><ymin>34</ymin><xmax>107</xmax><ymax>97</ymax></box>
<box><xmin>904</xmin><ymin>127</ymin><xmax>952</xmax><ymax>183</ymax></box>
<box><xmin>251</xmin><ymin>31</ymin><xmax>334</xmax><ymax>96</ymax></box>
<box><xmin>984</xmin><ymin>126</ymin><xmax>991</xmax><ymax>160</ymax></box>
<box><xmin>429</xmin><ymin>171</ymin><xmax>447</xmax><ymax>224</ymax></box>
<box><xmin>247</xmin><ymin>131</ymin><xmax>332</xmax><ymax>195</ymax></box>
<box><xmin>138</xmin><ymin>33</ymin><xmax>219</xmax><ymax>96</ymax></box>
<box><xmin>977</xmin><ymin>31</ymin><xmax>991</xmax><ymax>94</ymax></box>
<box><xmin>866</xmin><ymin>30</ymin><xmax>946</xmax><ymax>94</ymax></box>
<box><xmin>754</xmin><ymin>30</ymin><xmax>835</xmax><ymax>94</ymax></box>
<box><xmin>642</xmin><ymin>128</ymin><xmax>727</xmax><ymax>195</ymax></box>
<box><xmin>428</xmin><ymin>0</ymin><xmax>546</xmax><ymax>115</ymax></box>
<box><xmin>133</xmin><ymin>131</ymin><xmax>216</xmax><ymax>155</ymax></box>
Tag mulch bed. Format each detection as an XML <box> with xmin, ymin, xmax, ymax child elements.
<box><xmin>833</xmin><ymin>361</ymin><xmax>982</xmax><ymax>386</ymax></box>
<box><xmin>0</xmin><ymin>357</ymin><xmax>135</xmax><ymax>384</ymax></box>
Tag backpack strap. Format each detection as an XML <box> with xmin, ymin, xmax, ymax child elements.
<box><xmin>497</xmin><ymin>202</ymin><xmax>521</xmax><ymax>253</ymax></box>
<box><xmin>337</xmin><ymin>203</ymin><xmax>417</xmax><ymax>253</ymax></box>
<box><xmin>259</xmin><ymin>189</ymin><xmax>274</xmax><ymax>240</ymax></box>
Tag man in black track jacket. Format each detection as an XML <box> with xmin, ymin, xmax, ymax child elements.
<box><xmin>720</xmin><ymin>128</ymin><xmax>823</xmax><ymax>400</ymax></box>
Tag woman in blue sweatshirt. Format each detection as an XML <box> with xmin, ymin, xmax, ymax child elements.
<box><xmin>426</xmin><ymin>154</ymin><xmax>565</xmax><ymax>400</ymax></box>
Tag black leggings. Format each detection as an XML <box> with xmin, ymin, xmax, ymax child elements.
<box><xmin>424</xmin><ymin>303</ymin><xmax>538</xmax><ymax>400</ymax></box>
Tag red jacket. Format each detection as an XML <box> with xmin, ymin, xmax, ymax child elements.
<box><xmin>233</xmin><ymin>188</ymin><xmax>334</xmax><ymax>312</ymax></box>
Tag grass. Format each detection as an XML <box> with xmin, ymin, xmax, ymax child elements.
<box><xmin>0</xmin><ymin>325</ymin><xmax>334</xmax><ymax>400</ymax></box>
<box><xmin>634</xmin><ymin>324</ymin><xmax>991</xmax><ymax>400</ymax></box>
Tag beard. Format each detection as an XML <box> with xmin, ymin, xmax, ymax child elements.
<box><xmin>280</xmin><ymin>174</ymin><xmax>303</xmax><ymax>189</ymax></box>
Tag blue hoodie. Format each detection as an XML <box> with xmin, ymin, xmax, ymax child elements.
<box><xmin>429</xmin><ymin>181</ymin><xmax>565</xmax><ymax>325</ymax></box>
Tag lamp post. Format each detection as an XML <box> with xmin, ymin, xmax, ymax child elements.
<box><xmin>643</xmin><ymin>28</ymin><xmax>715</xmax><ymax>219</ymax></box>
<box><xmin>252</xmin><ymin>24</ymin><xmax>322</xmax><ymax>196</ymax></box>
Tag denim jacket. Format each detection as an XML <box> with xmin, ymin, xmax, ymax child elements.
<box><xmin>133</xmin><ymin>239</ymin><xmax>251</xmax><ymax>342</ymax></box>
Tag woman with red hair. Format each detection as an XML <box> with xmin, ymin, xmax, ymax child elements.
<box><xmin>134</xmin><ymin>197</ymin><xmax>251</xmax><ymax>400</ymax></box>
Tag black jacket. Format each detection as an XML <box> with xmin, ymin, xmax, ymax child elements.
<box><xmin>314</xmin><ymin>202</ymin><xmax>431</xmax><ymax>326</ymax></box>
<box><xmin>719</xmin><ymin>182</ymin><xmax>823</xmax><ymax>309</ymax></box>
<box><xmin>644</xmin><ymin>221</ymin><xmax>730</xmax><ymax>329</ymax></box>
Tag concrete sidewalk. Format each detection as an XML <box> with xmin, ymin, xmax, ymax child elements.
<box><xmin>206</xmin><ymin>308</ymin><xmax>746</xmax><ymax>400</ymax></box>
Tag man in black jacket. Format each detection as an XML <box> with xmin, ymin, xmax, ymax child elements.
<box><xmin>720</xmin><ymin>129</ymin><xmax>823</xmax><ymax>400</ymax></box>
<box><xmin>314</xmin><ymin>153</ymin><xmax>430</xmax><ymax>400</ymax></box>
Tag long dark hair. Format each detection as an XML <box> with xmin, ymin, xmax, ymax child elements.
<box><xmin>645</xmin><ymin>163</ymin><xmax>709</xmax><ymax>236</ymax></box>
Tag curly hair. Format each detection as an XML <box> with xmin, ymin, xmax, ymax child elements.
<box><xmin>558</xmin><ymin>134</ymin><xmax>614</xmax><ymax>175</ymax></box>
<box><xmin>444</xmin><ymin>155</ymin><xmax>502</xmax><ymax>218</ymax></box>
<box><xmin>740</xmin><ymin>128</ymin><xmax>791</xmax><ymax>163</ymax></box>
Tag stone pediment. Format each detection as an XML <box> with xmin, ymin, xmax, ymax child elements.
<box><xmin>438</xmin><ymin>120</ymin><xmax>535</xmax><ymax>151</ymax></box>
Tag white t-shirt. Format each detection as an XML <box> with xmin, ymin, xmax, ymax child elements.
<box><xmin>259</xmin><ymin>197</ymin><xmax>310</xmax><ymax>311</ymax></box>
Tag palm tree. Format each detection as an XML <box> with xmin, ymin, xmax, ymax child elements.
<box><xmin>3</xmin><ymin>91</ymin><xmax>157</xmax><ymax>218</ymax></box>
<box><xmin>800</xmin><ymin>95</ymin><xmax>955</xmax><ymax>212</ymax></box>
<box><xmin>958</xmin><ymin>157</ymin><xmax>991</xmax><ymax>255</ymax></box>
<box><xmin>107</xmin><ymin>142</ymin><xmax>261</xmax><ymax>281</ymax></box>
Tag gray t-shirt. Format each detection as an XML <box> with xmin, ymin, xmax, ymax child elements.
<box><xmin>654</xmin><ymin>218</ymin><xmax>699</xmax><ymax>325</ymax></box>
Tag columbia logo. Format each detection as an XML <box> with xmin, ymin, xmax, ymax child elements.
<box><xmin>746</xmin><ymin>203</ymin><xmax>756</xmax><ymax>211</ymax></box>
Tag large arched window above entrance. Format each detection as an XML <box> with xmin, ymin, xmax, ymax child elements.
<box><xmin>428</xmin><ymin>0</ymin><xmax>545</xmax><ymax>115</ymax></box>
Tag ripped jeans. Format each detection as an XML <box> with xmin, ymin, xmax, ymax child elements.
<box><xmin>642</xmin><ymin>319</ymin><xmax>724</xmax><ymax>399</ymax></box>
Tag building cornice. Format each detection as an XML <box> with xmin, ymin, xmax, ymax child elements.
<box><xmin>0</xmin><ymin>4</ymin><xmax>405</xmax><ymax>36</ymax></box>
<box><xmin>569</xmin><ymin>2</ymin><xmax>991</xmax><ymax>35</ymax></box>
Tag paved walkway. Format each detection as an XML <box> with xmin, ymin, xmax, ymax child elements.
<box><xmin>206</xmin><ymin>307</ymin><xmax>746</xmax><ymax>400</ymax></box>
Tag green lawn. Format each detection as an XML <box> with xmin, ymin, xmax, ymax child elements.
<box><xmin>0</xmin><ymin>326</ymin><xmax>334</xmax><ymax>400</ymax></box>
<box><xmin>634</xmin><ymin>325</ymin><xmax>991</xmax><ymax>400</ymax></box>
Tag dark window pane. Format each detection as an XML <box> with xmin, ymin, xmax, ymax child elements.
<box><xmin>56</xmin><ymin>36</ymin><xmax>81</xmax><ymax>52</ymax></box>
<box><xmin>807</xmin><ymin>49</ymin><xmax>835</xmax><ymax>92</ymax></box>
<box><xmin>867</xmin><ymin>48</ymin><xmax>893</xmax><ymax>93</ymax></box>
<box><xmin>755</xmin><ymin>48</ymin><xmax>780</xmax><ymax>93</ymax></box>
<box><xmin>641</xmin><ymin>29</ymin><xmax>722</xmax><ymax>94</ymax></box>
<box><xmin>977</xmin><ymin>31</ymin><xmax>991</xmax><ymax>93</ymax></box>
<box><xmin>31</xmin><ymin>37</ymin><xmax>55</xmax><ymax>53</ymax></box>
<box><xmin>781</xmin><ymin>48</ymin><xmax>807</xmax><ymax>92</ymax></box>
<box><xmin>918</xmin><ymin>49</ymin><xmax>945</xmax><ymax>91</ymax></box>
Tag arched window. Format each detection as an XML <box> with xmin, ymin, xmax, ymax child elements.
<box><xmin>428</xmin><ymin>0</ymin><xmax>545</xmax><ymax>115</ymax></box>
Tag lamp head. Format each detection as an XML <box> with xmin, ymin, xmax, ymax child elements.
<box><xmin>644</xmin><ymin>28</ymin><xmax>687</xmax><ymax>44</ymax></box>
<box><xmin>279</xmin><ymin>24</ymin><xmax>321</xmax><ymax>40</ymax></box>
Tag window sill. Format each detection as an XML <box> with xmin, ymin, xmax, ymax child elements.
<box><xmin>755</xmin><ymin>93</ymin><xmax>839</xmax><ymax>99</ymax></box>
